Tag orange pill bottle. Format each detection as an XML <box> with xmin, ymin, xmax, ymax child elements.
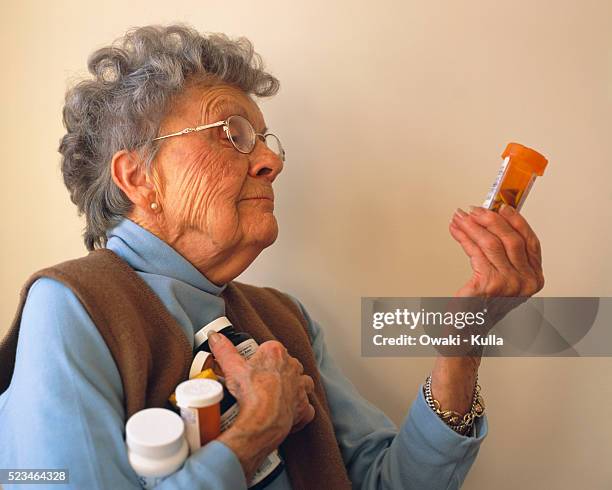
<box><xmin>175</xmin><ymin>378</ymin><xmax>223</xmax><ymax>454</ymax></box>
<box><xmin>483</xmin><ymin>142</ymin><xmax>548</xmax><ymax>211</ymax></box>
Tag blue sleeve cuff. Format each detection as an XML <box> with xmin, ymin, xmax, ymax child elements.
<box><xmin>402</xmin><ymin>384</ymin><xmax>488</xmax><ymax>460</ymax></box>
<box><xmin>200</xmin><ymin>441</ymin><xmax>248</xmax><ymax>488</ymax></box>
<box><xmin>158</xmin><ymin>440</ymin><xmax>247</xmax><ymax>490</ymax></box>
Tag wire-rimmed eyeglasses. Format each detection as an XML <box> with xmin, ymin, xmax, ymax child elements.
<box><xmin>152</xmin><ymin>114</ymin><xmax>286</xmax><ymax>162</ymax></box>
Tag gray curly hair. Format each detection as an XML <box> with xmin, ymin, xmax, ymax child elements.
<box><xmin>59</xmin><ymin>24</ymin><xmax>280</xmax><ymax>250</ymax></box>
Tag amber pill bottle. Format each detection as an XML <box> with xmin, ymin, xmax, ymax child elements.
<box><xmin>483</xmin><ymin>142</ymin><xmax>548</xmax><ymax>211</ymax></box>
<box><xmin>175</xmin><ymin>379</ymin><xmax>223</xmax><ymax>454</ymax></box>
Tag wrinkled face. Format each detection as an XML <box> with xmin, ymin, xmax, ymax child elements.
<box><xmin>151</xmin><ymin>81</ymin><xmax>283</xmax><ymax>264</ymax></box>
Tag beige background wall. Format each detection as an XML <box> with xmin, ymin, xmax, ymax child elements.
<box><xmin>1</xmin><ymin>1</ymin><xmax>611</xmax><ymax>488</ymax></box>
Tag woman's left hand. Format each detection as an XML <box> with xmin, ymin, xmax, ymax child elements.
<box><xmin>432</xmin><ymin>204</ymin><xmax>544</xmax><ymax>415</ymax></box>
<box><xmin>449</xmin><ymin>204</ymin><xmax>544</xmax><ymax>298</ymax></box>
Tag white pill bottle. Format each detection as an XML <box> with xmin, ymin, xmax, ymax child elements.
<box><xmin>126</xmin><ymin>408</ymin><xmax>189</xmax><ymax>489</ymax></box>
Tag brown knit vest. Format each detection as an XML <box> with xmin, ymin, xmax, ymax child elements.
<box><xmin>0</xmin><ymin>249</ymin><xmax>351</xmax><ymax>490</ymax></box>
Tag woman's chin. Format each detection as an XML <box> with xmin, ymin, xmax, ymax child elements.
<box><xmin>247</xmin><ymin>219</ymin><xmax>279</xmax><ymax>249</ymax></box>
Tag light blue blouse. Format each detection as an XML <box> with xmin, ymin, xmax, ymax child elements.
<box><xmin>0</xmin><ymin>218</ymin><xmax>487</xmax><ymax>489</ymax></box>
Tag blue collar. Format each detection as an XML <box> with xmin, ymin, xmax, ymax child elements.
<box><xmin>105</xmin><ymin>218</ymin><xmax>227</xmax><ymax>296</ymax></box>
<box><xmin>105</xmin><ymin>218</ymin><xmax>228</xmax><ymax>337</ymax></box>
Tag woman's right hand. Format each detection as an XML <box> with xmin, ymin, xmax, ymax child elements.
<box><xmin>207</xmin><ymin>331</ymin><xmax>315</xmax><ymax>480</ymax></box>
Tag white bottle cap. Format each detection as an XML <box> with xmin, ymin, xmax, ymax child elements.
<box><xmin>189</xmin><ymin>350</ymin><xmax>213</xmax><ymax>379</ymax></box>
<box><xmin>126</xmin><ymin>408</ymin><xmax>186</xmax><ymax>460</ymax></box>
<box><xmin>175</xmin><ymin>379</ymin><xmax>223</xmax><ymax>408</ymax></box>
<box><xmin>194</xmin><ymin>316</ymin><xmax>233</xmax><ymax>348</ymax></box>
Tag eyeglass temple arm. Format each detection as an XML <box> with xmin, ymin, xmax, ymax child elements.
<box><xmin>152</xmin><ymin>121</ymin><xmax>227</xmax><ymax>141</ymax></box>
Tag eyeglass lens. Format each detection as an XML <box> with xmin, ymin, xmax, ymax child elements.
<box><xmin>227</xmin><ymin>115</ymin><xmax>284</xmax><ymax>160</ymax></box>
<box><xmin>227</xmin><ymin>115</ymin><xmax>255</xmax><ymax>153</ymax></box>
<box><xmin>263</xmin><ymin>134</ymin><xmax>283</xmax><ymax>160</ymax></box>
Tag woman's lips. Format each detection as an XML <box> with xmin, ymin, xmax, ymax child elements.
<box><xmin>239</xmin><ymin>196</ymin><xmax>275</xmax><ymax>209</ymax></box>
<box><xmin>239</xmin><ymin>191</ymin><xmax>274</xmax><ymax>202</ymax></box>
<box><xmin>239</xmin><ymin>187</ymin><xmax>275</xmax><ymax>206</ymax></box>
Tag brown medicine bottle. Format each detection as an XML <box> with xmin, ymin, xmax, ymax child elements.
<box><xmin>192</xmin><ymin>317</ymin><xmax>285</xmax><ymax>489</ymax></box>
<box><xmin>483</xmin><ymin>142</ymin><xmax>548</xmax><ymax>211</ymax></box>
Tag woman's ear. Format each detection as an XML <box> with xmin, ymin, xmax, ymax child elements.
<box><xmin>110</xmin><ymin>150</ymin><xmax>156</xmax><ymax>210</ymax></box>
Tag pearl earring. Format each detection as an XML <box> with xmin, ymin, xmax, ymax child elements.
<box><xmin>150</xmin><ymin>202</ymin><xmax>159</xmax><ymax>210</ymax></box>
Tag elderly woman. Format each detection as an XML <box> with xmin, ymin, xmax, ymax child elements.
<box><xmin>0</xmin><ymin>25</ymin><xmax>543</xmax><ymax>489</ymax></box>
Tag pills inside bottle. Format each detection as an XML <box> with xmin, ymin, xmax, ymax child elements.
<box><xmin>483</xmin><ymin>142</ymin><xmax>548</xmax><ymax>211</ymax></box>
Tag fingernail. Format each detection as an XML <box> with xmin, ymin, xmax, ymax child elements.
<box><xmin>468</xmin><ymin>205</ymin><xmax>484</xmax><ymax>215</ymax></box>
<box><xmin>455</xmin><ymin>208</ymin><xmax>468</xmax><ymax>219</ymax></box>
<box><xmin>500</xmin><ymin>203</ymin><xmax>516</xmax><ymax>216</ymax></box>
<box><xmin>207</xmin><ymin>330</ymin><xmax>220</xmax><ymax>347</ymax></box>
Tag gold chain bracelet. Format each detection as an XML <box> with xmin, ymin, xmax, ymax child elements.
<box><xmin>423</xmin><ymin>374</ymin><xmax>485</xmax><ymax>435</ymax></box>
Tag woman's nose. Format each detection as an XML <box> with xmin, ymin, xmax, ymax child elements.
<box><xmin>248</xmin><ymin>140</ymin><xmax>284</xmax><ymax>182</ymax></box>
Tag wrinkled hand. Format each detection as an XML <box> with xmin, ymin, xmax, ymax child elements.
<box><xmin>208</xmin><ymin>331</ymin><xmax>315</xmax><ymax>466</ymax></box>
<box><xmin>449</xmin><ymin>204</ymin><xmax>544</xmax><ymax>298</ymax></box>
